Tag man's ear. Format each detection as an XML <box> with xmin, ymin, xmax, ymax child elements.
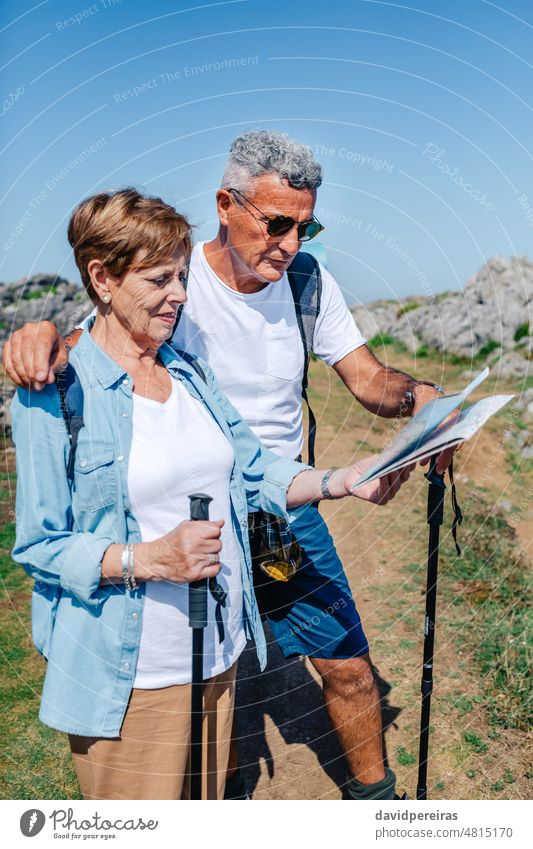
<box><xmin>216</xmin><ymin>189</ymin><xmax>232</xmax><ymax>227</ymax></box>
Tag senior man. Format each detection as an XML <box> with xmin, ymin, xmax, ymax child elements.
<box><xmin>3</xmin><ymin>130</ymin><xmax>453</xmax><ymax>801</ymax></box>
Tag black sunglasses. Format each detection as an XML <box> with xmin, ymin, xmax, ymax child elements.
<box><xmin>228</xmin><ymin>188</ymin><xmax>324</xmax><ymax>242</ymax></box>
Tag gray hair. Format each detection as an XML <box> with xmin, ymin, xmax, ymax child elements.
<box><xmin>221</xmin><ymin>130</ymin><xmax>323</xmax><ymax>193</ymax></box>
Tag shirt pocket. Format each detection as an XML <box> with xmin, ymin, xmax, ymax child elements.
<box><xmin>73</xmin><ymin>439</ymin><xmax>116</xmax><ymax>512</ymax></box>
<box><xmin>266</xmin><ymin>327</ymin><xmax>304</xmax><ymax>382</ymax></box>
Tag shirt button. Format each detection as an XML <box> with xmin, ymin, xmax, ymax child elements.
<box><xmin>132</xmin><ymin>612</ymin><xmax>138</xmax><ymax>620</ymax></box>
<box><xmin>122</xmin><ymin>378</ymin><xmax>129</xmax><ymax>386</ymax></box>
<box><xmin>122</xmin><ymin>412</ymin><xmax>129</xmax><ymax>417</ymax></box>
<box><xmin>80</xmin><ymin>459</ymin><xmax>87</xmax><ymax>468</ymax></box>
<box><xmin>117</xmin><ymin>455</ymin><xmax>124</xmax><ymax>462</ymax></box>
<box><xmin>241</xmin><ymin>520</ymin><xmax>248</xmax><ymax>529</ymax></box>
<box><xmin>123</xmin><ymin>662</ymin><xmax>130</xmax><ymax>671</ymax></box>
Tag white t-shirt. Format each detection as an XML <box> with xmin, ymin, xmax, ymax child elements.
<box><xmin>173</xmin><ymin>243</ymin><xmax>366</xmax><ymax>458</ymax></box>
<box><xmin>130</xmin><ymin>375</ymin><xmax>246</xmax><ymax>687</ymax></box>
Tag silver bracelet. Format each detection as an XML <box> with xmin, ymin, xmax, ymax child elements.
<box><xmin>127</xmin><ymin>544</ymin><xmax>138</xmax><ymax>591</ymax></box>
<box><xmin>121</xmin><ymin>545</ymin><xmax>129</xmax><ymax>589</ymax></box>
<box><xmin>121</xmin><ymin>544</ymin><xmax>138</xmax><ymax>591</ymax></box>
<box><xmin>321</xmin><ymin>468</ymin><xmax>338</xmax><ymax>500</ymax></box>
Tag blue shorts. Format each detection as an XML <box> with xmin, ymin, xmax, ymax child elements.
<box><xmin>251</xmin><ymin>503</ymin><xmax>370</xmax><ymax>660</ymax></box>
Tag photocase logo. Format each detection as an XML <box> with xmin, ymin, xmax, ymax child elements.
<box><xmin>20</xmin><ymin>810</ymin><xmax>46</xmax><ymax>837</ymax></box>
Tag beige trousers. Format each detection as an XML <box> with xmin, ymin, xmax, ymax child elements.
<box><xmin>69</xmin><ymin>663</ymin><xmax>236</xmax><ymax>800</ymax></box>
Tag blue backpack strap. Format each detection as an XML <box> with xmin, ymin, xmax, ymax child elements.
<box><xmin>56</xmin><ymin>364</ymin><xmax>84</xmax><ymax>483</ymax></box>
<box><xmin>286</xmin><ymin>251</ymin><xmax>322</xmax><ymax>467</ymax></box>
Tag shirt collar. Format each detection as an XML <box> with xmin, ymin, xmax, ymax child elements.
<box><xmin>75</xmin><ymin>318</ymin><xmax>200</xmax><ymax>389</ymax></box>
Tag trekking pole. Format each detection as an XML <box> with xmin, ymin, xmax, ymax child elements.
<box><xmin>416</xmin><ymin>456</ymin><xmax>446</xmax><ymax>801</ymax></box>
<box><xmin>188</xmin><ymin>493</ymin><xmax>213</xmax><ymax>801</ymax></box>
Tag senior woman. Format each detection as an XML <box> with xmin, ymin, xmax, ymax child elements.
<box><xmin>11</xmin><ymin>188</ymin><xmax>411</xmax><ymax>801</ymax></box>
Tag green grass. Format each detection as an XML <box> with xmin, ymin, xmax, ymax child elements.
<box><xmin>0</xmin><ymin>514</ymin><xmax>81</xmax><ymax>799</ymax></box>
<box><xmin>514</xmin><ymin>323</ymin><xmax>529</xmax><ymax>343</ymax></box>
<box><xmin>369</xmin><ymin>333</ymin><xmax>394</xmax><ymax>346</ymax></box>
<box><xmin>455</xmin><ymin>696</ymin><xmax>474</xmax><ymax>714</ymax></box>
<box><xmin>397</xmin><ymin>301</ymin><xmax>420</xmax><ymax>318</ymax></box>
<box><xmin>447</xmin><ymin>352</ymin><xmax>472</xmax><ymax>365</ymax></box>
<box><xmin>396</xmin><ymin>746</ymin><xmax>416</xmax><ymax>766</ymax></box>
<box><xmin>463</xmin><ymin>731</ymin><xmax>488</xmax><ymax>754</ymax></box>
<box><xmin>441</xmin><ymin>502</ymin><xmax>532</xmax><ymax>732</ymax></box>
<box><xmin>21</xmin><ymin>286</ymin><xmax>57</xmax><ymax>301</ymax></box>
<box><xmin>477</xmin><ymin>339</ymin><xmax>500</xmax><ymax>358</ymax></box>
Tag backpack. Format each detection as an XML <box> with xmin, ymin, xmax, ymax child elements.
<box><xmin>173</xmin><ymin>250</ymin><xmax>323</xmax><ymax>466</ymax></box>
<box><xmin>56</xmin><ymin>364</ymin><xmax>85</xmax><ymax>483</ymax></box>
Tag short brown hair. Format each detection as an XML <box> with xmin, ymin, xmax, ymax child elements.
<box><xmin>68</xmin><ymin>188</ymin><xmax>193</xmax><ymax>301</ymax></box>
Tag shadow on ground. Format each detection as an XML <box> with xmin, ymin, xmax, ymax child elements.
<box><xmin>235</xmin><ymin>625</ymin><xmax>401</xmax><ymax>799</ymax></box>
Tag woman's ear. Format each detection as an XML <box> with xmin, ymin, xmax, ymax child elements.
<box><xmin>87</xmin><ymin>260</ymin><xmax>112</xmax><ymax>304</ymax></box>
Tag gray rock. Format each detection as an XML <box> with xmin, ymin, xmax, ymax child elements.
<box><xmin>351</xmin><ymin>255</ymin><xmax>532</xmax><ymax>358</ymax></box>
<box><xmin>0</xmin><ymin>381</ymin><xmax>16</xmax><ymax>438</ymax></box>
<box><xmin>0</xmin><ymin>273</ymin><xmax>91</xmax><ymax>347</ymax></box>
<box><xmin>492</xmin><ymin>351</ymin><xmax>530</xmax><ymax>380</ymax></box>
<box><xmin>1</xmin><ymin>274</ymin><xmax>92</xmax><ymax>438</ymax></box>
<box><xmin>511</xmin><ymin>387</ymin><xmax>533</xmax><ymax>408</ymax></box>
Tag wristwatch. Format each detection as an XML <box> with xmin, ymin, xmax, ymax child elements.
<box><xmin>404</xmin><ymin>380</ymin><xmax>445</xmax><ymax>412</ymax></box>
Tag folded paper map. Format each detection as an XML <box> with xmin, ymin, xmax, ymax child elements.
<box><xmin>351</xmin><ymin>368</ymin><xmax>514</xmax><ymax>490</ymax></box>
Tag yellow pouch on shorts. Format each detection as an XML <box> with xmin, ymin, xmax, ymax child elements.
<box><xmin>250</xmin><ymin>512</ymin><xmax>302</xmax><ymax>582</ymax></box>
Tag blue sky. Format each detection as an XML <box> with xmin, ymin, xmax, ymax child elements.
<box><xmin>2</xmin><ymin>0</ymin><xmax>533</xmax><ymax>305</ymax></box>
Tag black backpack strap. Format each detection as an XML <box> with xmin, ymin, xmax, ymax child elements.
<box><xmin>287</xmin><ymin>251</ymin><xmax>322</xmax><ymax>467</ymax></box>
<box><xmin>173</xmin><ymin>349</ymin><xmax>207</xmax><ymax>384</ymax></box>
<box><xmin>56</xmin><ymin>364</ymin><xmax>84</xmax><ymax>483</ymax></box>
<box><xmin>171</xmin><ymin>269</ymin><xmax>189</xmax><ymax>337</ymax></box>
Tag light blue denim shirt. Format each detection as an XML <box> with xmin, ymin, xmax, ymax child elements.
<box><xmin>11</xmin><ymin>328</ymin><xmax>308</xmax><ymax>737</ymax></box>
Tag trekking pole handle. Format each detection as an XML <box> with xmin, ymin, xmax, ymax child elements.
<box><xmin>424</xmin><ymin>455</ymin><xmax>445</xmax><ymax>488</ymax></box>
<box><xmin>425</xmin><ymin>455</ymin><xmax>446</xmax><ymax>527</ymax></box>
<box><xmin>188</xmin><ymin>493</ymin><xmax>213</xmax><ymax>630</ymax></box>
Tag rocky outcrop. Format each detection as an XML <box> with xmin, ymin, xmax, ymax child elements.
<box><xmin>351</xmin><ymin>255</ymin><xmax>532</xmax><ymax>360</ymax></box>
<box><xmin>511</xmin><ymin>387</ymin><xmax>533</xmax><ymax>459</ymax></box>
<box><xmin>0</xmin><ymin>273</ymin><xmax>90</xmax><ymax>344</ymax></box>
<box><xmin>1</xmin><ymin>274</ymin><xmax>91</xmax><ymax>437</ymax></box>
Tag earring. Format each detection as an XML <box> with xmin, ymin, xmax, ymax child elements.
<box><xmin>102</xmin><ymin>295</ymin><xmax>111</xmax><ymax>304</ymax></box>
